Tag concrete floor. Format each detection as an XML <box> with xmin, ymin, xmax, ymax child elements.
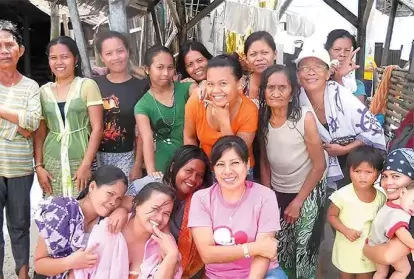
<box><xmin>2</xmin><ymin>179</ymin><xmax>340</xmax><ymax>278</ymax></box>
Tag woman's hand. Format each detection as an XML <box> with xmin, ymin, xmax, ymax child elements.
<box><xmin>206</xmin><ymin>100</ymin><xmax>231</xmax><ymax>122</ymax></box>
<box><xmin>149</xmin><ymin>172</ymin><xmax>163</xmax><ymax>180</ymax></box>
<box><xmin>284</xmin><ymin>199</ymin><xmax>303</xmax><ymax>224</ymax></box>
<box><xmin>254</xmin><ymin>237</ymin><xmax>278</xmax><ymax>261</ymax></box>
<box><xmin>36</xmin><ymin>167</ymin><xmax>54</xmax><ymax>195</ymax></box>
<box><xmin>343</xmin><ymin>228</ymin><xmax>361</xmax><ymax>242</ymax></box>
<box><xmin>151</xmin><ymin>225</ymin><xmax>179</xmax><ymax>259</ymax></box>
<box><xmin>181</xmin><ymin>78</ymin><xmax>196</xmax><ymax>83</ymax></box>
<box><xmin>197</xmin><ymin>80</ymin><xmax>208</xmax><ymax>101</ymax></box>
<box><xmin>323</xmin><ymin>143</ymin><xmax>347</xmax><ymax>157</ymax></box>
<box><xmin>332</xmin><ymin>47</ymin><xmax>360</xmax><ymax>80</ymax></box>
<box><xmin>107</xmin><ymin>208</ymin><xmax>129</xmax><ymax>233</ymax></box>
<box><xmin>73</xmin><ymin>164</ymin><xmax>91</xmax><ymax>192</ymax></box>
<box><xmin>67</xmin><ymin>244</ymin><xmax>99</xmax><ymax>269</ymax></box>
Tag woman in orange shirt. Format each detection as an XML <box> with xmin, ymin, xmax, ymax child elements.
<box><xmin>184</xmin><ymin>54</ymin><xmax>258</xmax><ymax>179</ymax></box>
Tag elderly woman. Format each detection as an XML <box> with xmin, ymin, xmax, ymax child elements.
<box><xmin>296</xmin><ymin>46</ymin><xmax>386</xmax><ymax>189</ymax></box>
<box><xmin>0</xmin><ymin>20</ymin><xmax>41</xmax><ymax>279</ymax></box>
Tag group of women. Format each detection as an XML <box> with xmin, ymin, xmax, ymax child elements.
<box><xmin>2</xmin><ymin>18</ymin><xmax>412</xmax><ymax>279</ymax></box>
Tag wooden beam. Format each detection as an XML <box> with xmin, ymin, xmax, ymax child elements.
<box><xmin>150</xmin><ymin>6</ymin><xmax>163</xmax><ymax>44</ymax></box>
<box><xmin>186</xmin><ymin>0</ymin><xmax>225</xmax><ymax>31</ymax></box>
<box><xmin>165</xmin><ymin>0</ymin><xmax>181</xmax><ymax>28</ymax></box>
<box><xmin>322</xmin><ymin>0</ymin><xmax>358</xmax><ymax>27</ymax></box>
<box><xmin>279</xmin><ymin>0</ymin><xmax>293</xmax><ymax>17</ymax></box>
<box><xmin>62</xmin><ymin>14</ymin><xmax>70</xmax><ymax>36</ymax></box>
<box><xmin>23</xmin><ymin>15</ymin><xmax>31</xmax><ymax>77</ymax></box>
<box><xmin>381</xmin><ymin>0</ymin><xmax>397</xmax><ymax>66</ymax></box>
<box><xmin>356</xmin><ymin>0</ymin><xmax>368</xmax><ymax>80</ymax></box>
<box><xmin>50</xmin><ymin>2</ymin><xmax>60</xmax><ymax>39</ymax></box>
<box><xmin>176</xmin><ymin>0</ymin><xmax>187</xmax><ymax>44</ymax></box>
<box><xmin>108</xmin><ymin>0</ymin><xmax>128</xmax><ymax>33</ymax></box>
<box><xmin>409</xmin><ymin>40</ymin><xmax>414</xmax><ymax>74</ymax></box>
<box><xmin>67</xmin><ymin>0</ymin><xmax>92</xmax><ymax>77</ymax></box>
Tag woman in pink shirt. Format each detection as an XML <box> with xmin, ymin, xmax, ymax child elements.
<box><xmin>188</xmin><ymin>136</ymin><xmax>287</xmax><ymax>279</ymax></box>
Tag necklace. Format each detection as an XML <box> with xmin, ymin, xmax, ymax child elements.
<box><xmin>227</xmin><ymin>186</ymin><xmax>247</xmax><ymax>225</ymax></box>
<box><xmin>149</xmin><ymin>88</ymin><xmax>176</xmax><ymax>127</ymax></box>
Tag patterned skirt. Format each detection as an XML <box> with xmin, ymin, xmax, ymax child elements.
<box><xmin>275</xmin><ymin>178</ymin><xmax>327</xmax><ymax>279</ymax></box>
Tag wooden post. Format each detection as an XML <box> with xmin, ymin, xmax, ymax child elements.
<box><xmin>108</xmin><ymin>0</ymin><xmax>128</xmax><ymax>33</ymax></box>
<box><xmin>381</xmin><ymin>0</ymin><xmax>397</xmax><ymax>66</ymax></box>
<box><xmin>322</xmin><ymin>0</ymin><xmax>358</xmax><ymax>27</ymax></box>
<box><xmin>50</xmin><ymin>2</ymin><xmax>60</xmax><ymax>39</ymax></box>
<box><xmin>409</xmin><ymin>40</ymin><xmax>414</xmax><ymax>74</ymax></box>
<box><xmin>62</xmin><ymin>14</ymin><xmax>70</xmax><ymax>37</ymax></box>
<box><xmin>23</xmin><ymin>15</ymin><xmax>31</xmax><ymax>77</ymax></box>
<box><xmin>150</xmin><ymin>7</ymin><xmax>163</xmax><ymax>44</ymax></box>
<box><xmin>66</xmin><ymin>0</ymin><xmax>92</xmax><ymax>77</ymax></box>
<box><xmin>356</xmin><ymin>0</ymin><xmax>367</xmax><ymax>80</ymax></box>
<box><xmin>176</xmin><ymin>0</ymin><xmax>187</xmax><ymax>45</ymax></box>
<box><xmin>185</xmin><ymin>0</ymin><xmax>225</xmax><ymax>31</ymax></box>
<box><xmin>279</xmin><ymin>0</ymin><xmax>293</xmax><ymax>17</ymax></box>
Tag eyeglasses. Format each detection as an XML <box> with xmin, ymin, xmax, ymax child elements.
<box><xmin>298</xmin><ymin>64</ymin><xmax>328</xmax><ymax>73</ymax></box>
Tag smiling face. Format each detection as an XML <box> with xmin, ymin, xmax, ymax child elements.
<box><xmin>214</xmin><ymin>148</ymin><xmax>249</xmax><ymax>190</ymax></box>
<box><xmin>89</xmin><ymin>180</ymin><xmax>126</xmax><ymax>217</ymax></box>
<box><xmin>264</xmin><ymin>71</ymin><xmax>292</xmax><ymax>110</ymax></box>
<box><xmin>381</xmin><ymin>170</ymin><xmax>413</xmax><ymax>200</ymax></box>
<box><xmin>206</xmin><ymin>66</ymin><xmax>240</xmax><ymax>107</ymax></box>
<box><xmin>174</xmin><ymin>159</ymin><xmax>206</xmax><ymax>197</ymax></box>
<box><xmin>100</xmin><ymin>37</ymin><xmax>129</xmax><ymax>74</ymax></box>
<box><xmin>184</xmin><ymin>50</ymin><xmax>208</xmax><ymax>81</ymax></box>
<box><xmin>297</xmin><ymin>57</ymin><xmax>330</xmax><ymax>92</ymax></box>
<box><xmin>246</xmin><ymin>39</ymin><xmax>275</xmax><ymax>74</ymax></box>
<box><xmin>148</xmin><ymin>51</ymin><xmax>175</xmax><ymax>87</ymax></box>
<box><xmin>328</xmin><ymin>37</ymin><xmax>353</xmax><ymax>63</ymax></box>
<box><xmin>0</xmin><ymin>30</ymin><xmax>24</xmax><ymax>71</ymax></box>
<box><xmin>48</xmin><ymin>43</ymin><xmax>76</xmax><ymax>79</ymax></box>
<box><xmin>349</xmin><ymin>162</ymin><xmax>379</xmax><ymax>190</ymax></box>
<box><xmin>134</xmin><ymin>191</ymin><xmax>174</xmax><ymax>233</ymax></box>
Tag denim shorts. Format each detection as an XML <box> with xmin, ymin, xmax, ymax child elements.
<box><xmin>265</xmin><ymin>266</ymin><xmax>288</xmax><ymax>279</ymax></box>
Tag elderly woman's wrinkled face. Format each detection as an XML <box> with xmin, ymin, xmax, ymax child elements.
<box><xmin>297</xmin><ymin>57</ymin><xmax>330</xmax><ymax>93</ymax></box>
<box><xmin>264</xmin><ymin>71</ymin><xmax>292</xmax><ymax>110</ymax></box>
<box><xmin>328</xmin><ymin>37</ymin><xmax>353</xmax><ymax>63</ymax></box>
<box><xmin>0</xmin><ymin>30</ymin><xmax>24</xmax><ymax>71</ymax></box>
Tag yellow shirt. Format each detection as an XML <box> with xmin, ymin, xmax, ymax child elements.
<box><xmin>364</xmin><ymin>57</ymin><xmax>377</xmax><ymax>80</ymax></box>
<box><xmin>330</xmin><ymin>183</ymin><xmax>386</xmax><ymax>273</ymax></box>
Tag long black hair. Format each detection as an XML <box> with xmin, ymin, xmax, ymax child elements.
<box><xmin>77</xmin><ymin>165</ymin><xmax>128</xmax><ymax>200</ymax></box>
<box><xmin>176</xmin><ymin>41</ymin><xmax>213</xmax><ymax>80</ymax></box>
<box><xmin>325</xmin><ymin>29</ymin><xmax>358</xmax><ymax>51</ymax></box>
<box><xmin>46</xmin><ymin>36</ymin><xmax>83</xmax><ymax>77</ymax></box>
<box><xmin>163</xmin><ymin>145</ymin><xmax>213</xmax><ymax>189</ymax></box>
<box><xmin>258</xmin><ymin>64</ymin><xmax>301</xmax><ymax>146</ymax></box>
<box><xmin>244</xmin><ymin>31</ymin><xmax>276</xmax><ymax>55</ymax></box>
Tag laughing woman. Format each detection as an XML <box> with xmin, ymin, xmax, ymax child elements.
<box><xmin>176</xmin><ymin>41</ymin><xmax>212</xmax><ymax>83</ymax></box>
<box><xmin>184</xmin><ymin>54</ymin><xmax>258</xmax><ymax>179</ymax></box>
<box><xmin>34</xmin><ymin>36</ymin><xmax>103</xmax><ymax>197</ymax></box>
<box><xmin>258</xmin><ymin>65</ymin><xmax>327</xmax><ymax>279</ymax></box>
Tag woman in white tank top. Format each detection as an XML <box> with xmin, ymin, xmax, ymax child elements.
<box><xmin>257</xmin><ymin>64</ymin><xmax>327</xmax><ymax>279</ymax></box>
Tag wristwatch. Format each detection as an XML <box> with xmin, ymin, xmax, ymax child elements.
<box><xmin>241</xmin><ymin>243</ymin><xmax>250</xmax><ymax>258</ymax></box>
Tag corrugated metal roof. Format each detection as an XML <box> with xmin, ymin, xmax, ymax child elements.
<box><xmin>377</xmin><ymin>0</ymin><xmax>414</xmax><ymax>17</ymax></box>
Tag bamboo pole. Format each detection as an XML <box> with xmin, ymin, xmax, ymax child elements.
<box><xmin>50</xmin><ymin>2</ymin><xmax>60</xmax><ymax>40</ymax></box>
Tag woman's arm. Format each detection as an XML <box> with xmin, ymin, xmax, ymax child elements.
<box><xmin>191</xmin><ymin>227</ymin><xmax>273</xmax><ymax>264</ymax></box>
<box><xmin>183</xmin><ymin>105</ymin><xmax>198</xmax><ymax>145</ymax></box>
<box><xmin>130</xmin><ymin>134</ymin><xmax>144</xmax><ymax>181</ymax></box>
<box><xmin>327</xmin><ymin>203</ymin><xmax>361</xmax><ymax>242</ymax></box>
<box><xmin>33</xmin><ymin>121</ymin><xmax>54</xmax><ymax>194</ymax></box>
<box><xmin>136</xmin><ymin>114</ymin><xmax>157</xmax><ymax>174</ymax></box>
<box><xmin>363</xmin><ymin>238</ymin><xmax>410</xmax><ymax>265</ymax></box>
<box><xmin>248</xmin><ymin>232</ymin><xmax>275</xmax><ymax>279</ymax></box>
<box><xmin>295</xmin><ymin>113</ymin><xmax>326</xmax><ymax>204</ymax></box>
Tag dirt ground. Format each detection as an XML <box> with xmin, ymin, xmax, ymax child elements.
<box><xmin>2</xmin><ymin>180</ymin><xmax>339</xmax><ymax>278</ymax></box>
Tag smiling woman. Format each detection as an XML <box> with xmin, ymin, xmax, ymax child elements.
<box><xmin>184</xmin><ymin>54</ymin><xmax>258</xmax><ymax>179</ymax></box>
<box><xmin>33</xmin><ymin>36</ymin><xmax>104</xmax><ymax>197</ymax></box>
<box><xmin>176</xmin><ymin>41</ymin><xmax>213</xmax><ymax>83</ymax></box>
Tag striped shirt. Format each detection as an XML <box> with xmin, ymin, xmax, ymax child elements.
<box><xmin>0</xmin><ymin>76</ymin><xmax>41</xmax><ymax>178</ymax></box>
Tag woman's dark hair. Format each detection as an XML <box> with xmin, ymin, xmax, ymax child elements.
<box><xmin>347</xmin><ymin>145</ymin><xmax>385</xmax><ymax>173</ymax></box>
<box><xmin>244</xmin><ymin>31</ymin><xmax>276</xmax><ymax>54</ymax></box>
<box><xmin>95</xmin><ymin>30</ymin><xmax>130</xmax><ymax>54</ymax></box>
<box><xmin>77</xmin><ymin>165</ymin><xmax>128</xmax><ymax>200</ymax></box>
<box><xmin>325</xmin><ymin>29</ymin><xmax>358</xmax><ymax>51</ymax></box>
<box><xmin>47</xmin><ymin>36</ymin><xmax>83</xmax><ymax>77</ymax></box>
<box><xmin>144</xmin><ymin>44</ymin><xmax>174</xmax><ymax>67</ymax></box>
<box><xmin>207</xmin><ymin>53</ymin><xmax>243</xmax><ymax>80</ymax></box>
<box><xmin>0</xmin><ymin>20</ymin><xmax>24</xmax><ymax>46</ymax></box>
<box><xmin>258</xmin><ymin>65</ymin><xmax>301</xmax><ymax>146</ymax></box>
<box><xmin>131</xmin><ymin>182</ymin><xmax>176</xmax><ymax>216</ymax></box>
<box><xmin>176</xmin><ymin>41</ymin><xmax>213</xmax><ymax>80</ymax></box>
<box><xmin>211</xmin><ymin>136</ymin><xmax>249</xmax><ymax>165</ymax></box>
<box><xmin>163</xmin><ymin>145</ymin><xmax>213</xmax><ymax>189</ymax></box>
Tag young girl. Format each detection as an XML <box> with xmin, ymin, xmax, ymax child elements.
<box><xmin>327</xmin><ymin>146</ymin><xmax>386</xmax><ymax>279</ymax></box>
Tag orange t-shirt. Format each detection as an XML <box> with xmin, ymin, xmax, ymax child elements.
<box><xmin>185</xmin><ymin>94</ymin><xmax>258</xmax><ymax>167</ymax></box>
